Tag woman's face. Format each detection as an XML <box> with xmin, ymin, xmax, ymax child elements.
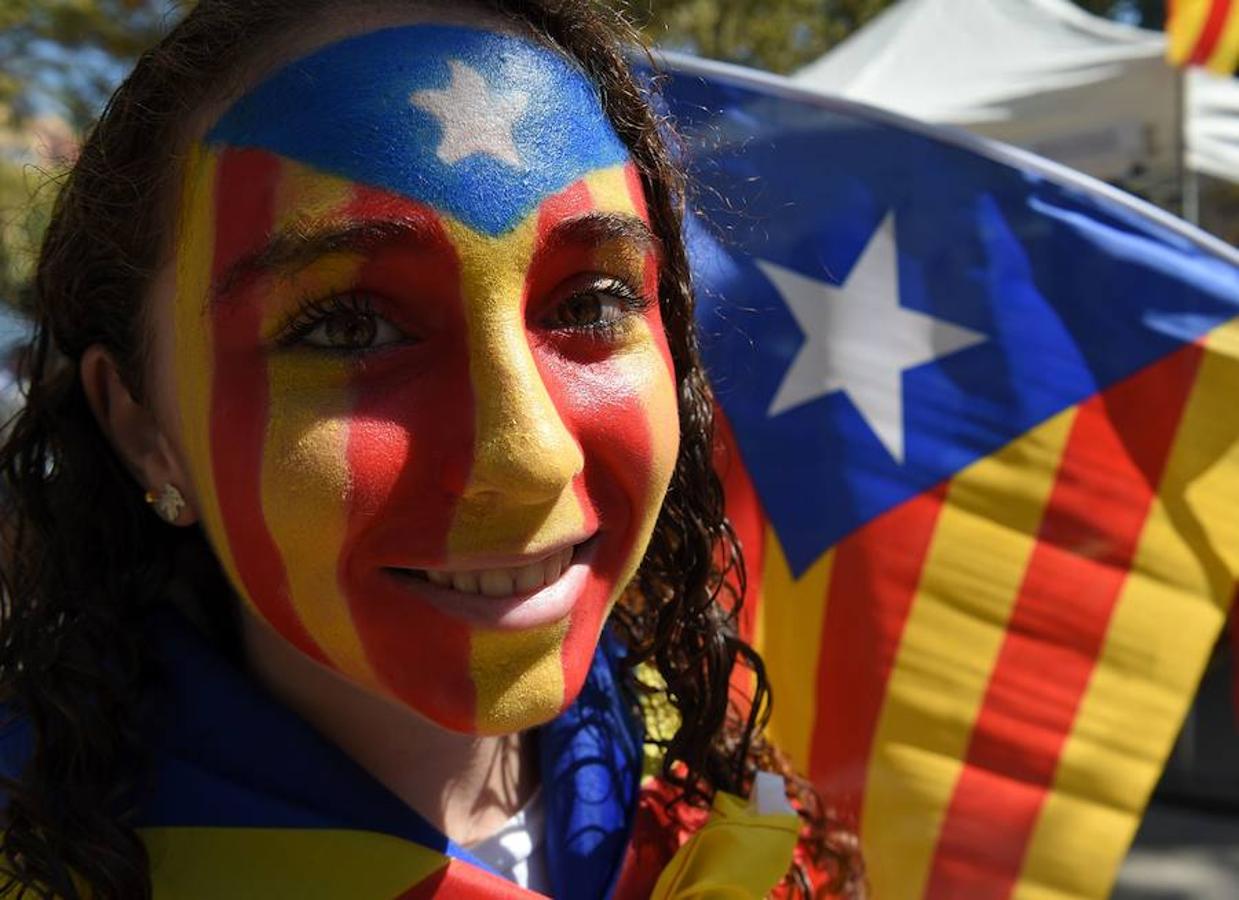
<box><xmin>157</xmin><ymin>21</ymin><xmax>680</xmax><ymax>734</ymax></box>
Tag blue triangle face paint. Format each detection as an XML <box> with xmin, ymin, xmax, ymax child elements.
<box><xmin>206</xmin><ymin>25</ymin><xmax>631</xmax><ymax>236</ymax></box>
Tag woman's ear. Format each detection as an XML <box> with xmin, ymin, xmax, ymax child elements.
<box><xmin>80</xmin><ymin>344</ymin><xmax>198</xmax><ymax>526</ymax></box>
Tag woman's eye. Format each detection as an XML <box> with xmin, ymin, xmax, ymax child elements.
<box><xmin>281</xmin><ymin>293</ymin><xmax>406</xmax><ymax>352</ymax></box>
<box><xmin>557</xmin><ymin>292</ymin><xmax>627</xmax><ymax>328</ymax></box>
<box><xmin>547</xmin><ymin>278</ymin><xmax>646</xmax><ymax>333</ymax></box>
<box><xmin>301</xmin><ymin>310</ymin><xmax>401</xmax><ymax>350</ymax></box>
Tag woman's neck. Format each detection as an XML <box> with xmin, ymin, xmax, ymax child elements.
<box><xmin>239</xmin><ymin>610</ymin><xmax>535</xmax><ymax>846</ymax></box>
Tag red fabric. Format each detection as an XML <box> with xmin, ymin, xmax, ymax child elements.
<box><xmin>1189</xmin><ymin>0</ymin><xmax>1235</xmax><ymax>66</ymax></box>
<box><xmin>397</xmin><ymin>858</ymin><xmax>537</xmax><ymax>898</ymax></box>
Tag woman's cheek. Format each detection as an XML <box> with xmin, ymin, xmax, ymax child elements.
<box><xmin>559</xmin><ymin>324</ymin><xmax>680</xmax><ymax>583</ymax></box>
<box><xmin>546</xmin><ymin>325</ymin><xmax>679</xmax><ymax>714</ymax></box>
<box><xmin>257</xmin><ymin>363</ymin><xmax>384</xmax><ymax>684</ymax></box>
<box><xmin>617</xmin><ymin>334</ymin><xmax>681</xmax><ymax>566</ymax></box>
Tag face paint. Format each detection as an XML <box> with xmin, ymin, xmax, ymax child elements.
<box><xmin>171</xmin><ymin>26</ymin><xmax>680</xmax><ymax>734</ymax></box>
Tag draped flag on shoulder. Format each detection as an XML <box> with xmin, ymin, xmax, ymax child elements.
<box><xmin>1168</xmin><ymin>0</ymin><xmax>1239</xmax><ymax>74</ymax></box>
<box><xmin>655</xmin><ymin>52</ymin><xmax>1239</xmax><ymax>899</ymax></box>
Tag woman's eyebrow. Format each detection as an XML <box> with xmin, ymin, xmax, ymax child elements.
<box><xmin>208</xmin><ymin>217</ymin><xmax>442</xmax><ymax>307</ymax></box>
<box><xmin>538</xmin><ymin>212</ymin><xmax>661</xmax><ymax>257</ymax></box>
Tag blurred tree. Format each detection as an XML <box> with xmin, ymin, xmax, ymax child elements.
<box><xmin>0</xmin><ymin>156</ymin><xmax>57</xmax><ymax>309</ymax></box>
<box><xmin>0</xmin><ymin>0</ymin><xmax>172</xmax><ymax>305</ymax></box>
<box><xmin>0</xmin><ymin>0</ymin><xmax>172</xmax><ymax>129</ymax></box>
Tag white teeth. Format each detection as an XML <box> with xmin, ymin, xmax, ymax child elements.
<box><xmin>479</xmin><ymin>569</ymin><xmax>515</xmax><ymax>597</ymax></box>
<box><xmin>544</xmin><ymin>547</ymin><xmax>567</xmax><ymax>584</ymax></box>
<box><xmin>419</xmin><ymin>546</ymin><xmax>576</xmax><ymax>597</ymax></box>
<box><xmin>514</xmin><ymin>562</ymin><xmax>544</xmax><ymax>593</ymax></box>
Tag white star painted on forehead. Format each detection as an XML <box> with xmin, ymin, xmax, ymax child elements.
<box><xmin>760</xmin><ymin>212</ymin><xmax>986</xmax><ymax>464</ymax></box>
<box><xmin>410</xmin><ymin>59</ymin><xmax>529</xmax><ymax>169</ymax></box>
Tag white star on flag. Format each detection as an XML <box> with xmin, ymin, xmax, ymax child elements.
<box><xmin>759</xmin><ymin>212</ymin><xmax>986</xmax><ymax>464</ymax></box>
<box><xmin>410</xmin><ymin>60</ymin><xmax>529</xmax><ymax>168</ymax></box>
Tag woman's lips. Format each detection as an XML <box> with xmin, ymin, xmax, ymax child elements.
<box><xmin>381</xmin><ymin>537</ymin><xmax>598</xmax><ymax>630</ymax></box>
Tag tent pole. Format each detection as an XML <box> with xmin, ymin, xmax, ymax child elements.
<box><xmin>1175</xmin><ymin>67</ymin><xmax>1185</xmax><ymax>219</ymax></box>
<box><xmin>1184</xmin><ymin>166</ymin><xmax>1201</xmax><ymax>226</ymax></box>
<box><xmin>1180</xmin><ymin>69</ymin><xmax>1201</xmax><ymax>225</ymax></box>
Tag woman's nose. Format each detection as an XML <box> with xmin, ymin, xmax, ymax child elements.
<box><xmin>461</xmin><ymin>315</ymin><xmax>584</xmax><ymax>505</ymax></box>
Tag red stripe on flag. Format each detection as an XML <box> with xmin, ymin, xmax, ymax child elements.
<box><xmin>209</xmin><ymin>148</ymin><xmax>328</xmax><ymax>664</ymax></box>
<box><xmin>809</xmin><ymin>485</ymin><xmax>948</xmax><ymax>826</ymax></box>
<box><xmin>1190</xmin><ymin>0</ymin><xmax>1234</xmax><ymax>65</ymax></box>
<box><xmin>925</xmin><ymin>343</ymin><xmax>1204</xmax><ymax>898</ymax></box>
<box><xmin>397</xmin><ymin>858</ymin><xmax>535</xmax><ymax>898</ymax></box>
<box><xmin>714</xmin><ymin>407</ymin><xmax>765</xmax><ymax>643</ymax></box>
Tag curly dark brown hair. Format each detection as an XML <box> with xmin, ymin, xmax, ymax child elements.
<box><xmin>0</xmin><ymin>1</ymin><xmax>863</xmax><ymax>897</ymax></box>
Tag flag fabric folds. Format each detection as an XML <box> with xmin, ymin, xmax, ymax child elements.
<box><xmin>1168</xmin><ymin>0</ymin><xmax>1239</xmax><ymax>74</ymax></box>
<box><xmin>656</xmin><ymin>53</ymin><xmax>1239</xmax><ymax>899</ymax></box>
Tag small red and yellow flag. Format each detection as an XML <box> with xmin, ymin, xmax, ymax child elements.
<box><xmin>1168</xmin><ymin>0</ymin><xmax>1239</xmax><ymax>74</ymax></box>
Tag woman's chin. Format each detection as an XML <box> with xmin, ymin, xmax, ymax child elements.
<box><xmin>378</xmin><ymin>621</ymin><xmax>600</xmax><ymax>737</ymax></box>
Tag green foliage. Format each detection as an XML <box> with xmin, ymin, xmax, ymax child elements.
<box><xmin>632</xmin><ymin>0</ymin><xmax>893</xmax><ymax>74</ymax></box>
<box><xmin>0</xmin><ymin>0</ymin><xmax>171</xmax><ymax>304</ymax></box>
<box><xmin>0</xmin><ymin>0</ymin><xmax>172</xmax><ymax>128</ymax></box>
<box><xmin>0</xmin><ymin>156</ymin><xmax>59</xmax><ymax>308</ymax></box>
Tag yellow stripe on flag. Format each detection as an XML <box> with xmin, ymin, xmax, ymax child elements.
<box><xmin>1015</xmin><ymin>319</ymin><xmax>1239</xmax><ymax>899</ymax></box>
<box><xmin>756</xmin><ymin>539</ymin><xmax>835</xmax><ymax>773</ymax></box>
<box><xmin>1167</xmin><ymin>0</ymin><xmax>1214</xmax><ymax>65</ymax></box>
<box><xmin>1207</xmin><ymin>5</ymin><xmax>1239</xmax><ymax>73</ymax></box>
<box><xmin>143</xmin><ymin>827</ymin><xmax>447</xmax><ymax>898</ymax></box>
<box><xmin>859</xmin><ymin>408</ymin><xmax>1075</xmax><ymax>900</ymax></box>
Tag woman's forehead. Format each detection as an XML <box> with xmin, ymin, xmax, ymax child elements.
<box><xmin>200</xmin><ymin>23</ymin><xmax>630</xmax><ymax>237</ymax></box>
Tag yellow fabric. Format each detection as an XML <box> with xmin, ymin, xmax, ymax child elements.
<box><xmin>1167</xmin><ymin>0</ymin><xmax>1213</xmax><ymax>64</ymax></box>
<box><xmin>757</xmin><ymin>537</ymin><xmax>835</xmax><ymax>772</ymax></box>
<box><xmin>634</xmin><ymin>663</ymin><xmax>681</xmax><ymax>779</ymax></box>
<box><xmin>142</xmin><ymin>827</ymin><xmax>447</xmax><ymax>899</ymax></box>
<box><xmin>649</xmin><ymin>790</ymin><xmax>799</xmax><ymax>899</ymax></box>
<box><xmin>1208</xmin><ymin>3</ymin><xmax>1239</xmax><ymax>74</ymax></box>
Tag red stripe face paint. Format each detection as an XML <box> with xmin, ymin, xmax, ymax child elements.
<box><xmin>173</xmin><ymin>36</ymin><xmax>678</xmax><ymax>735</ymax></box>
<box><xmin>204</xmin><ymin>149</ymin><xmax>330</xmax><ymax>666</ymax></box>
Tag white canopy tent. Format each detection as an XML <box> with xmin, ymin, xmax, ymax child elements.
<box><xmin>790</xmin><ymin>0</ymin><xmax>1203</xmax><ymax>189</ymax></box>
<box><xmin>1188</xmin><ymin>68</ymin><xmax>1239</xmax><ymax>184</ymax></box>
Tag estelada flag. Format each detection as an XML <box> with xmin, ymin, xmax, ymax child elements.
<box><xmin>1168</xmin><ymin>0</ymin><xmax>1239</xmax><ymax>74</ymax></box>
<box><xmin>658</xmin><ymin>53</ymin><xmax>1239</xmax><ymax>899</ymax></box>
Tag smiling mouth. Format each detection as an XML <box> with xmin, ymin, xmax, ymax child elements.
<box><xmin>385</xmin><ymin>539</ymin><xmax>589</xmax><ymax>599</ymax></box>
